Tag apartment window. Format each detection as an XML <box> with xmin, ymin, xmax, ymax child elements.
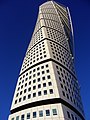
<box><xmin>23</xmin><ymin>96</ymin><xmax>26</xmax><ymax>101</ymax></box>
<box><xmin>47</xmin><ymin>75</ymin><xmax>50</xmax><ymax>79</ymax></box>
<box><xmin>15</xmin><ymin>100</ymin><xmax>17</xmax><ymax>104</ymax></box>
<box><xmin>29</xmin><ymin>81</ymin><xmax>31</xmax><ymax>85</ymax></box>
<box><xmin>67</xmin><ymin>111</ymin><xmax>71</xmax><ymax>118</ymax></box>
<box><xmin>26</xmin><ymin>73</ymin><xmax>28</xmax><ymax>76</ymax></box>
<box><xmin>38</xmin><ymin>84</ymin><xmax>41</xmax><ymax>88</ymax></box>
<box><xmin>27</xmin><ymin>113</ymin><xmax>30</xmax><ymax>119</ymax></box>
<box><xmin>46</xmin><ymin>110</ymin><xmax>50</xmax><ymax>116</ymax></box>
<box><xmin>62</xmin><ymin>91</ymin><xmax>65</xmax><ymax>96</ymax></box>
<box><xmin>19</xmin><ymin>98</ymin><xmax>21</xmax><ymax>102</ymax></box>
<box><xmin>42</xmin><ymin>71</ymin><xmax>45</xmax><ymax>74</ymax></box>
<box><xmin>33</xmin><ymin>86</ymin><xmax>36</xmax><ymax>90</ymax></box>
<box><xmin>75</xmin><ymin>117</ymin><xmax>77</xmax><ymax>120</ymax></box>
<box><xmin>33</xmin><ymin>112</ymin><xmax>36</xmax><ymax>118</ymax></box>
<box><xmin>29</xmin><ymin>71</ymin><xmax>32</xmax><ymax>74</ymax></box>
<box><xmin>71</xmin><ymin>114</ymin><xmax>74</xmax><ymax>120</ymax></box>
<box><xmin>43</xmin><ymin>83</ymin><xmax>46</xmax><ymax>87</ymax></box>
<box><xmin>28</xmin><ymin>94</ymin><xmax>31</xmax><ymax>99</ymax></box>
<box><xmin>20</xmin><ymin>91</ymin><xmax>22</xmax><ymax>95</ymax></box>
<box><xmin>21</xmin><ymin>114</ymin><xmax>24</xmax><ymax>120</ymax></box>
<box><xmin>33</xmin><ymin>79</ymin><xmax>36</xmax><ymax>83</ymax></box>
<box><xmin>33</xmin><ymin>93</ymin><xmax>36</xmax><ymax>97</ymax></box>
<box><xmin>37</xmin><ymin>67</ymin><xmax>40</xmax><ymax>70</ymax></box>
<box><xmin>16</xmin><ymin>116</ymin><xmax>19</xmax><ymax>120</ymax></box>
<box><xmin>37</xmin><ymin>72</ymin><xmax>40</xmax><ymax>76</ymax></box>
<box><xmin>49</xmin><ymin>89</ymin><xmax>53</xmax><ymax>94</ymax></box>
<box><xmin>46</xmin><ymin>69</ymin><xmax>49</xmax><ymax>73</ymax></box>
<box><xmin>21</xmin><ymin>85</ymin><xmax>23</xmax><ymax>89</ymax></box>
<box><xmin>44</xmin><ymin>90</ymin><xmax>47</xmax><ymax>95</ymax></box>
<box><xmin>39</xmin><ymin>110</ymin><xmax>43</xmax><ymax>117</ymax></box>
<box><xmin>38</xmin><ymin>91</ymin><xmax>41</xmax><ymax>96</ymax></box>
<box><xmin>29</xmin><ymin>76</ymin><xmax>31</xmax><ymax>79</ymax></box>
<box><xmin>37</xmin><ymin>78</ymin><xmax>40</xmax><ymax>82</ymax></box>
<box><xmin>24</xmin><ymin>89</ymin><xmax>27</xmax><ymax>93</ymax></box>
<box><xmin>52</xmin><ymin>109</ymin><xmax>57</xmax><ymax>115</ymax></box>
<box><xmin>28</xmin><ymin>87</ymin><xmax>31</xmax><ymax>91</ymax></box>
<box><xmin>33</xmin><ymin>69</ymin><xmax>36</xmax><ymax>72</ymax></box>
<box><xmin>19</xmin><ymin>82</ymin><xmax>21</xmax><ymax>85</ymax></box>
<box><xmin>41</xmin><ymin>66</ymin><xmax>44</xmax><ymax>69</ymax></box>
<box><xmin>46</xmin><ymin>64</ymin><xmax>48</xmax><ymax>67</ymax></box>
<box><xmin>42</xmin><ymin>76</ymin><xmax>45</xmax><ymax>80</ymax></box>
<box><xmin>17</xmin><ymin>87</ymin><xmax>20</xmax><ymax>91</ymax></box>
<box><xmin>33</xmin><ymin>74</ymin><xmax>36</xmax><ymax>77</ymax></box>
<box><xmin>48</xmin><ymin>82</ymin><xmax>52</xmax><ymax>86</ymax></box>
<box><xmin>61</xmin><ymin>83</ymin><xmax>63</xmax><ymax>88</ymax></box>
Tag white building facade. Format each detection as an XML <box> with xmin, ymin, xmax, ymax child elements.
<box><xmin>8</xmin><ymin>1</ymin><xmax>85</xmax><ymax>120</ymax></box>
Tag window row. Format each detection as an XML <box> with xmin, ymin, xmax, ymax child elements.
<box><xmin>15</xmin><ymin>89</ymin><xmax>53</xmax><ymax>104</ymax></box>
<box><xmin>20</xmin><ymin>64</ymin><xmax>49</xmax><ymax>80</ymax></box>
<box><xmin>17</xmin><ymin>75</ymin><xmax>51</xmax><ymax>91</ymax></box>
<box><xmin>67</xmin><ymin>111</ymin><xmax>79</xmax><ymax>120</ymax></box>
<box><xmin>16</xmin><ymin>81</ymin><xmax>52</xmax><ymax>97</ymax></box>
<box><xmin>11</xmin><ymin>109</ymin><xmax>57</xmax><ymax>120</ymax></box>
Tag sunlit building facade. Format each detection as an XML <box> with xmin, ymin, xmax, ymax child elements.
<box><xmin>8</xmin><ymin>1</ymin><xmax>85</xmax><ymax>120</ymax></box>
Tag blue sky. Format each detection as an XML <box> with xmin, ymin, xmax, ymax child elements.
<box><xmin>0</xmin><ymin>0</ymin><xmax>90</xmax><ymax>120</ymax></box>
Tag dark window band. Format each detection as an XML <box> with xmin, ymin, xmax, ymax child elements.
<box><xmin>10</xmin><ymin>98</ymin><xmax>85</xmax><ymax>120</ymax></box>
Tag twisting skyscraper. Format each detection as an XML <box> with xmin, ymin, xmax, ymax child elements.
<box><xmin>8</xmin><ymin>1</ymin><xmax>85</xmax><ymax>120</ymax></box>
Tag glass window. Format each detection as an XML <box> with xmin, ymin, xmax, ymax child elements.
<box><xmin>15</xmin><ymin>100</ymin><xmax>17</xmax><ymax>104</ymax></box>
<box><xmin>42</xmin><ymin>71</ymin><xmax>45</xmax><ymax>74</ymax></box>
<box><xmin>47</xmin><ymin>75</ymin><xmax>50</xmax><ymax>79</ymax></box>
<box><xmin>38</xmin><ymin>91</ymin><xmax>41</xmax><ymax>96</ymax></box>
<box><xmin>28</xmin><ymin>87</ymin><xmax>31</xmax><ymax>91</ymax></box>
<box><xmin>46</xmin><ymin>110</ymin><xmax>50</xmax><ymax>116</ymax></box>
<box><xmin>37</xmin><ymin>72</ymin><xmax>40</xmax><ymax>76</ymax></box>
<box><xmin>37</xmin><ymin>78</ymin><xmax>40</xmax><ymax>82</ymax></box>
<box><xmin>27</xmin><ymin>113</ymin><xmax>30</xmax><ymax>119</ymax></box>
<box><xmin>41</xmin><ymin>66</ymin><xmax>44</xmax><ymax>69</ymax></box>
<box><xmin>39</xmin><ymin>110</ymin><xmax>43</xmax><ymax>117</ymax></box>
<box><xmin>11</xmin><ymin>118</ymin><xmax>14</xmax><ymax>120</ymax></box>
<box><xmin>33</xmin><ymin>112</ymin><xmax>36</xmax><ymax>118</ymax></box>
<box><xmin>43</xmin><ymin>83</ymin><xmax>46</xmax><ymax>87</ymax></box>
<box><xmin>21</xmin><ymin>114</ymin><xmax>24</xmax><ymax>120</ymax></box>
<box><xmin>42</xmin><ymin>76</ymin><xmax>45</xmax><ymax>80</ymax></box>
<box><xmin>33</xmin><ymin>79</ymin><xmax>36</xmax><ymax>83</ymax></box>
<box><xmin>24</xmin><ymin>89</ymin><xmax>27</xmax><ymax>93</ymax></box>
<box><xmin>44</xmin><ymin>90</ymin><xmax>47</xmax><ymax>95</ymax></box>
<box><xmin>38</xmin><ymin>84</ymin><xmax>41</xmax><ymax>88</ymax></box>
<box><xmin>46</xmin><ymin>70</ymin><xmax>49</xmax><ymax>73</ymax></box>
<box><xmin>48</xmin><ymin>82</ymin><xmax>52</xmax><ymax>86</ymax></box>
<box><xmin>33</xmin><ymin>93</ymin><xmax>36</xmax><ymax>97</ymax></box>
<box><xmin>52</xmin><ymin>109</ymin><xmax>57</xmax><ymax>115</ymax></box>
<box><xmin>33</xmin><ymin>86</ymin><xmax>36</xmax><ymax>90</ymax></box>
<box><xmin>19</xmin><ymin>98</ymin><xmax>21</xmax><ymax>102</ymax></box>
<box><xmin>23</xmin><ymin>96</ymin><xmax>26</xmax><ymax>101</ymax></box>
<box><xmin>28</xmin><ymin>94</ymin><xmax>31</xmax><ymax>99</ymax></box>
<box><xmin>67</xmin><ymin>111</ymin><xmax>71</xmax><ymax>118</ymax></box>
<box><xmin>46</xmin><ymin>64</ymin><xmax>48</xmax><ymax>67</ymax></box>
<box><xmin>16</xmin><ymin>116</ymin><xmax>19</xmax><ymax>120</ymax></box>
<box><xmin>49</xmin><ymin>89</ymin><xmax>53</xmax><ymax>94</ymax></box>
<box><xmin>71</xmin><ymin>114</ymin><xmax>74</xmax><ymax>120</ymax></box>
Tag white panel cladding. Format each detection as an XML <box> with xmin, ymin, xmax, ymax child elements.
<box><xmin>9</xmin><ymin>103</ymin><xmax>64</xmax><ymax>120</ymax></box>
<box><xmin>11</xmin><ymin>61</ymin><xmax>59</xmax><ymax>110</ymax></box>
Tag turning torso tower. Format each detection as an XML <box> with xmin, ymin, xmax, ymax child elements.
<box><xmin>8</xmin><ymin>1</ymin><xmax>85</xmax><ymax>120</ymax></box>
